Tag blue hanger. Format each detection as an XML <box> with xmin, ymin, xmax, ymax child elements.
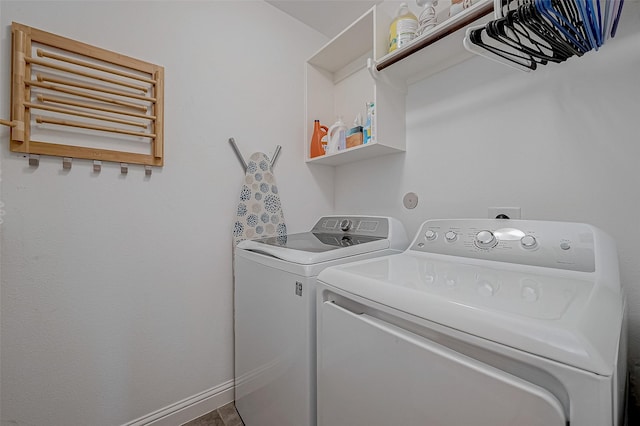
<box><xmin>535</xmin><ymin>0</ymin><xmax>591</xmax><ymax>53</ymax></box>
<box><xmin>593</xmin><ymin>0</ymin><xmax>604</xmax><ymax>45</ymax></box>
<box><xmin>554</xmin><ymin>0</ymin><xmax>595</xmax><ymax>50</ymax></box>
<box><xmin>611</xmin><ymin>0</ymin><xmax>624</xmax><ymax>37</ymax></box>
<box><xmin>577</xmin><ymin>0</ymin><xmax>600</xmax><ymax>49</ymax></box>
<box><xmin>520</xmin><ymin>3</ymin><xmax>583</xmax><ymax>57</ymax></box>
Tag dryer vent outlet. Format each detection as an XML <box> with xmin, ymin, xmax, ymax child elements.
<box><xmin>488</xmin><ymin>207</ymin><xmax>521</xmax><ymax>220</ymax></box>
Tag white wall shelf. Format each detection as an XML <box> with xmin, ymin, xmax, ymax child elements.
<box><xmin>304</xmin><ymin>1</ymin><xmax>494</xmax><ymax>166</ymax></box>
<box><xmin>305</xmin><ymin>6</ymin><xmax>405</xmax><ymax>166</ymax></box>
<box><xmin>372</xmin><ymin>0</ymin><xmax>494</xmax><ymax>85</ymax></box>
<box><xmin>306</xmin><ymin>141</ymin><xmax>404</xmax><ymax>166</ymax></box>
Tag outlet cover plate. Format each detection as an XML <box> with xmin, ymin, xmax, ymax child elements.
<box><xmin>403</xmin><ymin>192</ymin><xmax>418</xmax><ymax>209</ymax></box>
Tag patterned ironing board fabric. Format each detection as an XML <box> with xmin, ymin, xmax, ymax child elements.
<box><xmin>233</xmin><ymin>152</ymin><xmax>286</xmax><ymax>247</ymax></box>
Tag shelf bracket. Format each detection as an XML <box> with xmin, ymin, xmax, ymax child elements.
<box><xmin>366</xmin><ymin>58</ymin><xmax>407</xmax><ymax>94</ymax></box>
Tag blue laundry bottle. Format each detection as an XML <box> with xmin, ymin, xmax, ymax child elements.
<box><xmin>363</xmin><ymin>102</ymin><xmax>375</xmax><ymax>144</ymax></box>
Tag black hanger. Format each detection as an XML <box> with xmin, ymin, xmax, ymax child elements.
<box><xmin>497</xmin><ymin>11</ymin><xmax>570</xmax><ymax>63</ymax></box>
<box><xmin>469</xmin><ymin>27</ymin><xmax>538</xmax><ymax>70</ymax></box>
<box><xmin>517</xmin><ymin>4</ymin><xmax>581</xmax><ymax>58</ymax></box>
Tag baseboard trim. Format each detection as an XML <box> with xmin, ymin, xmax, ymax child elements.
<box><xmin>122</xmin><ymin>379</ymin><xmax>235</xmax><ymax>426</ymax></box>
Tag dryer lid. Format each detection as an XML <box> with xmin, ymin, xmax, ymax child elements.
<box><xmin>318</xmin><ymin>252</ymin><xmax>625</xmax><ymax>376</ymax></box>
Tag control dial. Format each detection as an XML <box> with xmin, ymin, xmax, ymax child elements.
<box><xmin>445</xmin><ymin>231</ymin><xmax>458</xmax><ymax>242</ymax></box>
<box><xmin>475</xmin><ymin>230</ymin><xmax>498</xmax><ymax>249</ymax></box>
<box><xmin>339</xmin><ymin>219</ymin><xmax>353</xmax><ymax>232</ymax></box>
<box><xmin>520</xmin><ymin>235</ymin><xmax>537</xmax><ymax>249</ymax></box>
<box><xmin>424</xmin><ymin>230</ymin><xmax>437</xmax><ymax>241</ymax></box>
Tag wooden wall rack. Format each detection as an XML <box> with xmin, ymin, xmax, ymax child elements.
<box><xmin>1</xmin><ymin>22</ymin><xmax>164</xmax><ymax>167</ymax></box>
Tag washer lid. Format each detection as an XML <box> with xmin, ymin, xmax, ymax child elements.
<box><xmin>237</xmin><ymin>232</ymin><xmax>390</xmax><ymax>264</ymax></box>
<box><xmin>236</xmin><ymin>216</ymin><xmax>408</xmax><ymax>265</ymax></box>
<box><xmin>318</xmin><ymin>253</ymin><xmax>625</xmax><ymax>375</ymax></box>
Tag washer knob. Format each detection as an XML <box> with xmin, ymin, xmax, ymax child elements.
<box><xmin>477</xmin><ymin>281</ymin><xmax>496</xmax><ymax>296</ymax></box>
<box><xmin>339</xmin><ymin>219</ymin><xmax>353</xmax><ymax>232</ymax></box>
<box><xmin>445</xmin><ymin>231</ymin><xmax>458</xmax><ymax>242</ymax></box>
<box><xmin>425</xmin><ymin>230</ymin><xmax>437</xmax><ymax>241</ymax></box>
<box><xmin>475</xmin><ymin>230</ymin><xmax>497</xmax><ymax>248</ymax></box>
<box><xmin>521</xmin><ymin>235</ymin><xmax>537</xmax><ymax>249</ymax></box>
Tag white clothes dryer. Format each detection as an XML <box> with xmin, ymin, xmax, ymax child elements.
<box><xmin>317</xmin><ymin>219</ymin><xmax>627</xmax><ymax>426</ymax></box>
<box><xmin>234</xmin><ymin>215</ymin><xmax>408</xmax><ymax>426</ymax></box>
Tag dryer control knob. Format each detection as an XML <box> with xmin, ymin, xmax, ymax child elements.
<box><xmin>339</xmin><ymin>219</ymin><xmax>353</xmax><ymax>232</ymax></box>
<box><xmin>475</xmin><ymin>230</ymin><xmax>497</xmax><ymax>249</ymax></box>
<box><xmin>425</xmin><ymin>230</ymin><xmax>437</xmax><ymax>241</ymax></box>
<box><xmin>521</xmin><ymin>235</ymin><xmax>537</xmax><ymax>249</ymax></box>
<box><xmin>445</xmin><ymin>231</ymin><xmax>458</xmax><ymax>242</ymax></box>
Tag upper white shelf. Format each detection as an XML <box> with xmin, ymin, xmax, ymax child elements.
<box><xmin>307</xmin><ymin>9</ymin><xmax>373</xmax><ymax>74</ymax></box>
<box><xmin>372</xmin><ymin>0</ymin><xmax>494</xmax><ymax>85</ymax></box>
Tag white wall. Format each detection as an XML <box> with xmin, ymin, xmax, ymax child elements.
<box><xmin>3</xmin><ymin>0</ymin><xmax>639</xmax><ymax>424</ymax></box>
<box><xmin>0</xmin><ymin>2</ymin><xmax>330</xmax><ymax>425</ymax></box>
<box><xmin>334</xmin><ymin>0</ymin><xmax>640</xmax><ymax>403</ymax></box>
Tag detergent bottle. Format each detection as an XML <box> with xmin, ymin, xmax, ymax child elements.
<box><xmin>388</xmin><ymin>2</ymin><xmax>418</xmax><ymax>53</ymax></box>
<box><xmin>326</xmin><ymin>116</ymin><xmax>347</xmax><ymax>154</ymax></box>
<box><xmin>310</xmin><ymin>120</ymin><xmax>328</xmax><ymax>158</ymax></box>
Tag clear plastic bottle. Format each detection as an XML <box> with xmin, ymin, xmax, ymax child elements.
<box><xmin>416</xmin><ymin>0</ymin><xmax>439</xmax><ymax>36</ymax></box>
<box><xmin>388</xmin><ymin>2</ymin><xmax>418</xmax><ymax>53</ymax></box>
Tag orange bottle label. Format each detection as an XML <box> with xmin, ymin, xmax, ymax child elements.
<box><xmin>310</xmin><ymin>121</ymin><xmax>328</xmax><ymax>158</ymax></box>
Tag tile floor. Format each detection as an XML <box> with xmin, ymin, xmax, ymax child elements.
<box><xmin>182</xmin><ymin>402</ymin><xmax>244</xmax><ymax>426</ymax></box>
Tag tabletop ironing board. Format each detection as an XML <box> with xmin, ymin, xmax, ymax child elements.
<box><xmin>233</xmin><ymin>152</ymin><xmax>286</xmax><ymax>247</ymax></box>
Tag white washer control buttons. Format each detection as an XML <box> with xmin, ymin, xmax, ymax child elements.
<box><xmin>475</xmin><ymin>230</ymin><xmax>497</xmax><ymax>249</ymax></box>
<box><xmin>445</xmin><ymin>231</ymin><xmax>458</xmax><ymax>242</ymax></box>
<box><xmin>424</xmin><ymin>230</ymin><xmax>437</xmax><ymax>241</ymax></box>
<box><xmin>477</xmin><ymin>281</ymin><xmax>496</xmax><ymax>297</ymax></box>
<box><xmin>521</xmin><ymin>285</ymin><xmax>539</xmax><ymax>302</ymax></box>
<box><xmin>560</xmin><ymin>241</ymin><xmax>571</xmax><ymax>250</ymax></box>
<box><xmin>520</xmin><ymin>235</ymin><xmax>538</xmax><ymax>249</ymax></box>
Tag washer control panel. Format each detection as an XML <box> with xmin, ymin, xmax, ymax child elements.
<box><xmin>410</xmin><ymin>219</ymin><xmax>596</xmax><ymax>272</ymax></box>
<box><xmin>312</xmin><ymin>216</ymin><xmax>390</xmax><ymax>238</ymax></box>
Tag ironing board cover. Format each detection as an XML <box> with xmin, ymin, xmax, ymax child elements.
<box><xmin>233</xmin><ymin>152</ymin><xmax>286</xmax><ymax>247</ymax></box>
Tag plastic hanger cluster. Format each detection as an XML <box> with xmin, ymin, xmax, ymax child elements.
<box><xmin>463</xmin><ymin>0</ymin><xmax>625</xmax><ymax>71</ymax></box>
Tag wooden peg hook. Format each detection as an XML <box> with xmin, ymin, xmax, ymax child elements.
<box><xmin>0</xmin><ymin>119</ymin><xmax>17</xmax><ymax>128</ymax></box>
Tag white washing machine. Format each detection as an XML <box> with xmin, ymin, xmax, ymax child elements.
<box><xmin>317</xmin><ymin>218</ymin><xmax>627</xmax><ymax>426</ymax></box>
<box><xmin>234</xmin><ymin>215</ymin><xmax>408</xmax><ymax>426</ymax></box>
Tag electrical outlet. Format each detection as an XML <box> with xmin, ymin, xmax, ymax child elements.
<box><xmin>488</xmin><ymin>207</ymin><xmax>521</xmax><ymax>220</ymax></box>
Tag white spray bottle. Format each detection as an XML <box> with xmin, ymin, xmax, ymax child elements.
<box><xmin>326</xmin><ymin>116</ymin><xmax>347</xmax><ymax>154</ymax></box>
